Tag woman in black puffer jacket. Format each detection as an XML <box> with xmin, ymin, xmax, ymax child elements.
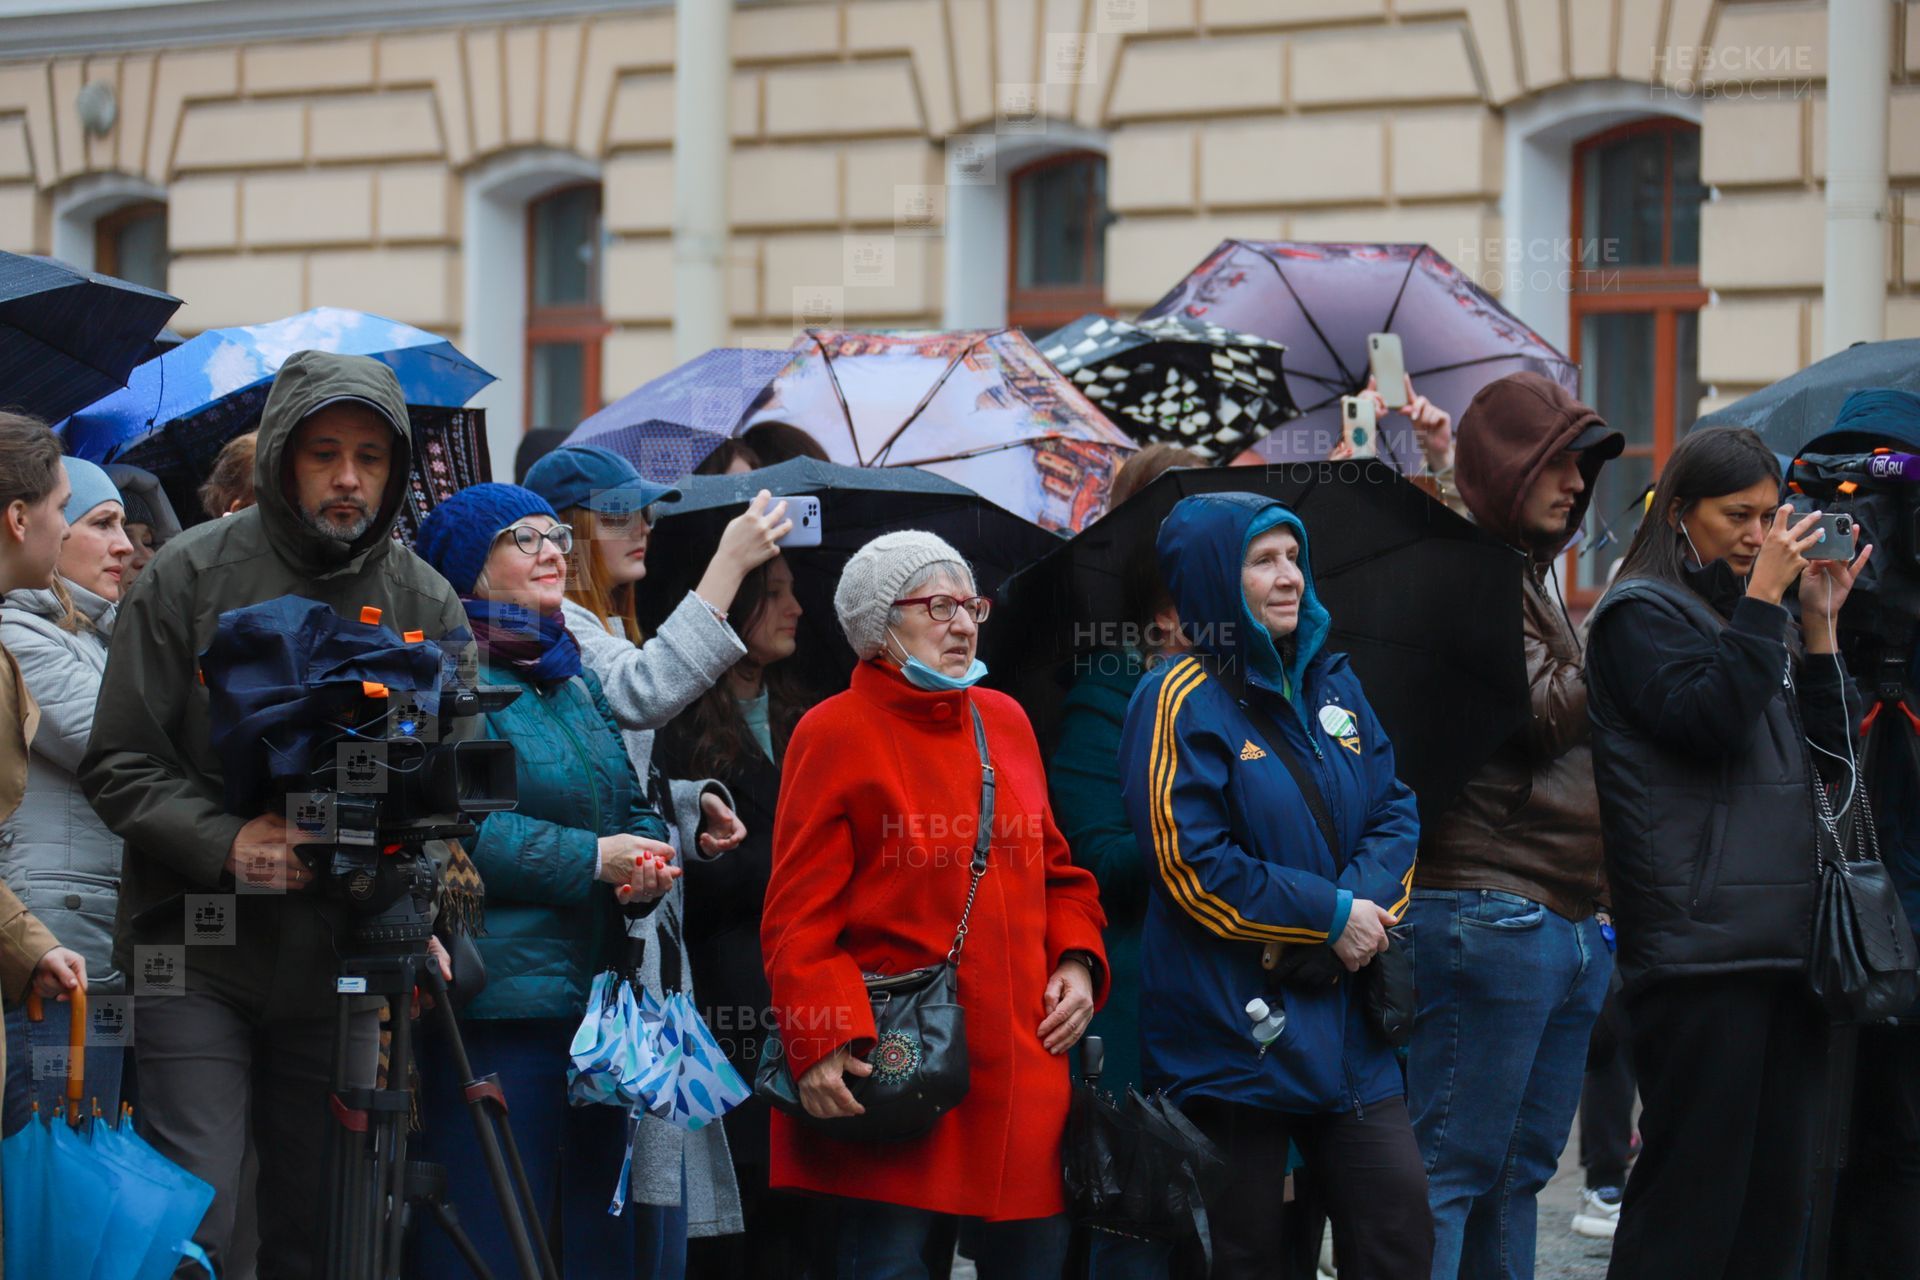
<box><xmin>1587</xmin><ymin>426</ymin><xmax>1868</xmax><ymax>1280</ymax></box>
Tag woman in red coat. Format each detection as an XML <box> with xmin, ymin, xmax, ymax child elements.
<box><xmin>760</xmin><ymin>530</ymin><xmax>1109</xmax><ymax>1279</ymax></box>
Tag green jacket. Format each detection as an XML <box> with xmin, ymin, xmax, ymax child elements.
<box><xmin>464</xmin><ymin>663</ymin><xmax>668</xmax><ymax>1021</ymax></box>
<box><xmin>81</xmin><ymin>351</ymin><xmax>468</xmax><ymax>1020</ymax></box>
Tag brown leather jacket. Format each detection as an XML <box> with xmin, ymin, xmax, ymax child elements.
<box><xmin>1417</xmin><ymin>374</ymin><xmax>1620</xmax><ymax>922</ymax></box>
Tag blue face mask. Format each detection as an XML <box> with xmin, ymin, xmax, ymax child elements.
<box><xmin>887</xmin><ymin>632</ymin><xmax>989</xmax><ymax>691</ymax></box>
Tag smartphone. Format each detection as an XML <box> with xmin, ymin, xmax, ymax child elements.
<box><xmin>1340</xmin><ymin>396</ymin><xmax>1378</xmax><ymax>459</ymax></box>
<box><xmin>773</xmin><ymin>494</ymin><xmax>822</xmax><ymax>549</ymax></box>
<box><xmin>1803</xmin><ymin>511</ymin><xmax>1857</xmax><ymax>561</ymax></box>
<box><xmin>1369</xmin><ymin>333</ymin><xmax>1407</xmax><ymax>408</ymax></box>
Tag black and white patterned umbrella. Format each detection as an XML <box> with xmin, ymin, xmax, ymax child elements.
<box><xmin>1037</xmin><ymin>314</ymin><xmax>1297</xmax><ymax>461</ymax></box>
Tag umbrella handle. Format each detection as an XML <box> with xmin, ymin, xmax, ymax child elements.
<box><xmin>24</xmin><ymin>985</ymin><xmax>88</xmax><ymax>1126</ymax></box>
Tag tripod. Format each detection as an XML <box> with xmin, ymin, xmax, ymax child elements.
<box><xmin>321</xmin><ymin>941</ymin><xmax>558</xmax><ymax>1280</ymax></box>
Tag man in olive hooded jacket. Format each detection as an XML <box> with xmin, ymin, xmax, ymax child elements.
<box><xmin>81</xmin><ymin>351</ymin><xmax>467</xmax><ymax>1279</ymax></box>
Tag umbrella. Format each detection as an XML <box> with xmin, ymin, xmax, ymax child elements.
<box><xmin>1696</xmin><ymin>339</ymin><xmax>1920</xmax><ymax>453</ymax></box>
<box><xmin>637</xmin><ymin>457</ymin><xmax>1063</xmax><ymax>696</ymax></box>
<box><xmin>649</xmin><ymin>991</ymin><xmax>751</xmax><ymax>1133</ymax></box>
<box><xmin>565</xmin><ymin>348</ymin><xmax>792</xmax><ymax>481</ymax></box>
<box><xmin>57</xmin><ymin>306</ymin><xmax>495</xmax><ymax>464</ymax></box>
<box><xmin>1140</xmin><ymin>241</ymin><xmax>1577</xmax><ymax>465</ymax></box>
<box><xmin>0</xmin><ymin>251</ymin><xmax>181</xmax><ymax>423</ymax></box>
<box><xmin>992</xmin><ymin>461</ymin><xmax>1527</xmax><ymax>821</ymax></box>
<box><xmin>1037</xmin><ymin>314</ymin><xmax>1298</xmax><ymax>460</ymax></box>
<box><xmin>734</xmin><ymin>329</ymin><xmax>1139</xmax><ymax>532</ymax></box>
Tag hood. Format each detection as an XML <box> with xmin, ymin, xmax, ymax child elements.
<box><xmin>1455</xmin><ymin>372</ymin><xmax>1619</xmax><ymax>557</ymax></box>
<box><xmin>253</xmin><ymin>349</ymin><xmax>412</xmax><ymax>577</ymax></box>
<box><xmin>1155</xmin><ymin>492</ymin><xmax>1330</xmax><ymax>723</ymax></box>
<box><xmin>3</xmin><ymin>578</ymin><xmax>116</xmax><ymax>636</ymax></box>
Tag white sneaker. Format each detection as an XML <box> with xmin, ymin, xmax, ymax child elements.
<box><xmin>1571</xmin><ymin>1185</ymin><xmax>1623</xmax><ymax>1239</ymax></box>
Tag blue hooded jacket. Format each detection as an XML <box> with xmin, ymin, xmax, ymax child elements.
<box><xmin>1118</xmin><ymin>493</ymin><xmax>1419</xmax><ymax>1115</ymax></box>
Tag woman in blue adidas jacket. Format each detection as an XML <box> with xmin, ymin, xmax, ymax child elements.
<box><xmin>1118</xmin><ymin>492</ymin><xmax>1432</xmax><ymax>1279</ymax></box>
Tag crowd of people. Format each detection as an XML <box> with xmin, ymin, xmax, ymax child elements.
<box><xmin>0</xmin><ymin>346</ymin><xmax>1911</xmax><ymax>1280</ymax></box>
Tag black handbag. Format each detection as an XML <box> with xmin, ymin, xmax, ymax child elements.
<box><xmin>753</xmin><ymin>704</ymin><xmax>994</xmax><ymax>1142</ymax></box>
<box><xmin>1808</xmin><ymin>772</ymin><xmax>1920</xmax><ymax>1023</ymax></box>
<box><xmin>1240</xmin><ymin>699</ymin><xmax>1416</xmax><ymax>1047</ymax></box>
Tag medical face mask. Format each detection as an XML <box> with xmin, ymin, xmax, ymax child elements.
<box><xmin>886</xmin><ymin>630</ymin><xmax>988</xmax><ymax>691</ymax></box>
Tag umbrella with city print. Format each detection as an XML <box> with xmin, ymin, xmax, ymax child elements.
<box><xmin>1141</xmin><ymin>240</ymin><xmax>1578</xmax><ymax>464</ymax></box>
<box><xmin>733</xmin><ymin>328</ymin><xmax>1139</xmax><ymax>533</ymax></box>
<box><xmin>1037</xmin><ymin>313</ymin><xmax>1298</xmax><ymax>461</ymax></box>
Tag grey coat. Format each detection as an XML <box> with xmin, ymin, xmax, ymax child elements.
<box><xmin>0</xmin><ymin>581</ymin><xmax>122</xmax><ymax>990</ymax></box>
<box><xmin>564</xmin><ymin>593</ymin><xmax>747</xmax><ymax>1234</ymax></box>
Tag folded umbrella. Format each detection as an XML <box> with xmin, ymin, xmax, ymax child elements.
<box><xmin>648</xmin><ymin>991</ymin><xmax>751</xmax><ymax>1133</ymax></box>
<box><xmin>566</xmin><ymin>348</ymin><xmax>793</xmax><ymax>480</ymax></box>
<box><xmin>1141</xmin><ymin>241</ymin><xmax>1577</xmax><ymax>464</ymax></box>
<box><xmin>734</xmin><ymin>329</ymin><xmax>1139</xmax><ymax>532</ymax></box>
<box><xmin>0</xmin><ymin>252</ymin><xmax>180</xmax><ymax>423</ymax></box>
<box><xmin>992</xmin><ymin>461</ymin><xmax>1527</xmax><ymax>821</ymax></box>
<box><xmin>1038</xmin><ymin>314</ymin><xmax>1297</xmax><ymax>460</ymax></box>
<box><xmin>637</xmin><ymin>456</ymin><xmax>1063</xmax><ymax>695</ymax></box>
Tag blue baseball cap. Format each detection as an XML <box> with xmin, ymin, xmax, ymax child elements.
<box><xmin>523</xmin><ymin>445</ymin><xmax>680</xmax><ymax>518</ymax></box>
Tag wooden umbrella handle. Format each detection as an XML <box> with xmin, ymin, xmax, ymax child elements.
<box><xmin>24</xmin><ymin>985</ymin><xmax>89</xmax><ymax>1126</ymax></box>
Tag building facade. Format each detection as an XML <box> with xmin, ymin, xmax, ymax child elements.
<box><xmin>1</xmin><ymin>0</ymin><xmax>1914</xmax><ymax>496</ymax></box>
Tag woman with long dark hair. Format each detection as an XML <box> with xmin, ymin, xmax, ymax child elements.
<box><xmin>656</xmin><ymin>556</ymin><xmax>816</xmax><ymax>1279</ymax></box>
<box><xmin>1586</xmin><ymin>426</ymin><xmax>1870</xmax><ymax>1279</ymax></box>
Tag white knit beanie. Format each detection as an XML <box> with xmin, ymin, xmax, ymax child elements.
<box><xmin>834</xmin><ymin>530</ymin><xmax>974</xmax><ymax>660</ymax></box>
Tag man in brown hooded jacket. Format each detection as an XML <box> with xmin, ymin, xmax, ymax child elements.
<box><xmin>1403</xmin><ymin>372</ymin><xmax>1624</xmax><ymax>1279</ymax></box>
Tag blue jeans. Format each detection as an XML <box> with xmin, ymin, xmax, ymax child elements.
<box><xmin>1</xmin><ymin>1001</ymin><xmax>127</xmax><ymax>1134</ymax></box>
<box><xmin>1406</xmin><ymin>890</ymin><xmax>1611</xmax><ymax>1280</ymax></box>
<box><xmin>413</xmin><ymin>1017</ymin><xmax>673</xmax><ymax>1279</ymax></box>
<box><xmin>832</xmin><ymin>1199</ymin><xmax>1068</xmax><ymax>1280</ymax></box>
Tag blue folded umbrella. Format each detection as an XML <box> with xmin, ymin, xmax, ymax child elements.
<box><xmin>92</xmin><ymin>1121</ymin><xmax>215</xmax><ymax>1280</ymax></box>
<box><xmin>58</xmin><ymin>305</ymin><xmax>494</xmax><ymax>462</ymax></box>
<box><xmin>3</xmin><ymin>1113</ymin><xmax>117</xmax><ymax>1280</ymax></box>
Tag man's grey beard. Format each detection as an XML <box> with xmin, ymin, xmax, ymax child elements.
<box><xmin>299</xmin><ymin>500</ymin><xmax>373</xmax><ymax>543</ymax></box>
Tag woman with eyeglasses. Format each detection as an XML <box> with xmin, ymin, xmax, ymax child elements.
<box><xmin>526</xmin><ymin>445</ymin><xmax>794</xmax><ymax>1273</ymax></box>
<box><xmin>760</xmin><ymin>531</ymin><xmax>1109</xmax><ymax>1279</ymax></box>
<box><xmin>411</xmin><ymin>483</ymin><xmax>681</xmax><ymax>1280</ymax></box>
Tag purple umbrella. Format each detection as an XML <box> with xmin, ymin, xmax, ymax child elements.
<box><xmin>566</xmin><ymin>348</ymin><xmax>790</xmax><ymax>482</ymax></box>
<box><xmin>1140</xmin><ymin>241</ymin><xmax>1577</xmax><ymax>464</ymax></box>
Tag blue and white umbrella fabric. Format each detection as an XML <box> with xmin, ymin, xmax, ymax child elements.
<box><xmin>58</xmin><ymin>306</ymin><xmax>494</xmax><ymax>462</ymax></box>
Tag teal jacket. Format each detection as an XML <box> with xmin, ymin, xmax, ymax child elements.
<box><xmin>466</xmin><ymin>664</ymin><xmax>669</xmax><ymax>1021</ymax></box>
<box><xmin>1049</xmin><ymin>652</ymin><xmax>1153</xmax><ymax>1095</ymax></box>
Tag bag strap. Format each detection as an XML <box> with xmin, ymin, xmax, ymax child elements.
<box><xmin>947</xmin><ymin>703</ymin><xmax>995</xmax><ymax>965</ymax></box>
<box><xmin>1238</xmin><ymin>696</ymin><xmax>1340</xmax><ymax>860</ymax></box>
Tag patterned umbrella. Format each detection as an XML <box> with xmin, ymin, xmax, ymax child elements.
<box><xmin>1141</xmin><ymin>241</ymin><xmax>1577</xmax><ymax>464</ymax></box>
<box><xmin>734</xmin><ymin>329</ymin><xmax>1138</xmax><ymax>533</ymax></box>
<box><xmin>566</xmin><ymin>347</ymin><xmax>792</xmax><ymax>481</ymax></box>
<box><xmin>1037</xmin><ymin>314</ymin><xmax>1297</xmax><ymax>461</ymax></box>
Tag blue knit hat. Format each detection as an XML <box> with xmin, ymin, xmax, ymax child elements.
<box><xmin>61</xmin><ymin>457</ymin><xmax>122</xmax><ymax>525</ymax></box>
<box><xmin>415</xmin><ymin>482</ymin><xmax>560</xmax><ymax>596</ymax></box>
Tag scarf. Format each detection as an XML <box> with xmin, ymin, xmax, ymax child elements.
<box><xmin>460</xmin><ymin>596</ymin><xmax>583</xmax><ymax>685</ymax></box>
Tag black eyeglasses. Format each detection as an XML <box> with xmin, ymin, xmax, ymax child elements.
<box><xmin>500</xmin><ymin>523</ymin><xmax>574</xmax><ymax>556</ymax></box>
<box><xmin>892</xmin><ymin>594</ymin><xmax>992</xmax><ymax>624</ymax></box>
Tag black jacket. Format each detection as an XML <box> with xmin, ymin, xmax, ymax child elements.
<box><xmin>654</xmin><ymin>721</ymin><xmax>781</xmax><ymax>1169</ymax></box>
<box><xmin>1587</xmin><ymin>570</ymin><xmax>1854</xmax><ymax>995</ymax></box>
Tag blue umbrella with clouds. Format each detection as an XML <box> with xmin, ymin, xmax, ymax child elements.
<box><xmin>56</xmin><ymin>306</ymin><xmax>494</xmax><ymax>463</ymax></box>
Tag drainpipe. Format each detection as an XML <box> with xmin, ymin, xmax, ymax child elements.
<box><xmin>673</xmin><ymin>0</ymin><xmax>731</xmax><ymax>361</ymax></box>
<box><xmin>1822</xmin><ymin>0</ymin><xmax>1891</xmax><ymax>356</ymax></box>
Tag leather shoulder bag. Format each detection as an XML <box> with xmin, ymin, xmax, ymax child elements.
<box><xmin>754</xmin><ymin>703</ymin><xmax>994</xmax><ymax>1142</ymax></box>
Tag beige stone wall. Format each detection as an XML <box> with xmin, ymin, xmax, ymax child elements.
<box><xmin>0</xmin><ymin>0</ymin><xmax>1914</xmax><ymax>416</ymax></box>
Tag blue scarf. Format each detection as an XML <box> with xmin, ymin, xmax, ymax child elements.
<box><xmin>460</xmin><ymin>596</ymin><xmax>583</xmax><ymax>686</ymax></box>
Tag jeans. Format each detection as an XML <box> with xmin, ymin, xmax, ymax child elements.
<box><xmin>2</xmin><ymin>1000</ymin><xmax>128</xmax><ymax>1134</ymax></box>
<box><xmin>831</xmin><ymin>1200</ymin><xmax>1068</xmax><ymax>1280</ymax></box>
<box><xmin>414</xmin><ymin>1017</ymin><xmax>660</xmax><ymax>1280</ymax></box>
<box><xmin>1406</xmin><ymin>890</ymin><xmax>1611</xmax><ymax>1280</ymax></box>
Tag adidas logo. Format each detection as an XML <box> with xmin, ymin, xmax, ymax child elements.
<box><xmin>1239</xmin><ymin>740</ymin><xmax>1267</xmax><ymax>761</ymax></box>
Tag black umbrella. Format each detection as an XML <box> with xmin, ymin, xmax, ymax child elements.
<box><xmin>1695</xmin><ymin>339</ymin><xmax>1920</xmax><ymax>453</ymax></box>
<box><xmin>637</xmin><ymin>457</ymin><xmax>1064</xmax><ymax>693</ymax></box>
<box><xmin>1036</xmin><ymin>314</ymin><xmax>1298</xmax><ymax>461</ymax></box>
<box><xmin>992</xmin><ymin>461</ymin><xmax>1527</xmax><ymax>821</ymax></box>
<box><xmin>0</xmin><ymin>252</ymin><xmax>180</xmax><ymax>423</ymax></box>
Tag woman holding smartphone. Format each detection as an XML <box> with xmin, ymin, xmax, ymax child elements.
<box><xmin>1586</xmin><ymin>426</ymin><xmax>1869</xmax><ymax>1280</ymax></box>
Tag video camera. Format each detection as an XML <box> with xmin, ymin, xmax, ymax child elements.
<box><xmin>201</xmin><ymin>596</ymin><xmax>521</xmax><ymax>951</ymax></box>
